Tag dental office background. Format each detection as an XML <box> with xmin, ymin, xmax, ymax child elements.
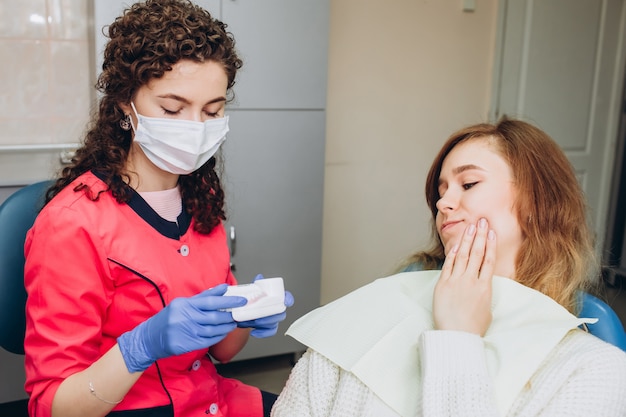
<box><xmin>2</xmin><ymin>0</ymin><xmax>626</xmax><ymax>404</ymax></box>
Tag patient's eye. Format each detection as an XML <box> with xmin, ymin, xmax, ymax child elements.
<box><xmin>463</xmin><ymin>182</ymin><xmax>478</xmax><ymax>190</ymax></box>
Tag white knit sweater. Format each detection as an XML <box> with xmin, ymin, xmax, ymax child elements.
<box><xmin>271</xmin><ymin>329</ymin><xmax>626</xmax><ymax>417</ymax></box>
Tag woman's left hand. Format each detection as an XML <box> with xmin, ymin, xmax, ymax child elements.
<box><xmin>433</xmin><ymin>218</ymin><xmax>496</xmax><ymax>336</ymax></box>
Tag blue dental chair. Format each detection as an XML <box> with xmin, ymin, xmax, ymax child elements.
<box><xmin>0</xmin><ymin>180</ymin><xmax>52</xmax><ymax>416</ymax></box>
<box><xmin>0</xmin><ymin>180</ymin><xmax>52</xmax><ymax>355</ymax></box>
<box><xmin>579</xmin><ymin>292</ymin><xmax>626</xmax><ymax>351</ymax></box>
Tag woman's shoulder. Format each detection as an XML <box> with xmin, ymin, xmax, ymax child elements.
<box><xmin>46</xmin><ymin>172</ymin><xmax>109</xmax><ymax>208</ymax></box>
<box><xmin>522</xmin><ymin>329</ymin><xmax>626</xmax><ymax>394</ymax></box>
<box><xmin>33</xmin><ymin>172</ymin><xmax>114</xmax><ymax>232</ymax></box>
<box><xmin>565</xmin><ymin>329</ymin><xmax>626</xmax><ymax>353</ymax></box>
<box><xmin>508</xmin><ymin>329</ymin><xmax>626</xmax><ymax>415</ymax></box>
<box><xmin>553</xmin><ymin>329</ymin><xmax>626</xmax><ymax>372</ymax></box>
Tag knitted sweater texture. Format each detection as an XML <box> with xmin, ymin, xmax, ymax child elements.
<box><xmin>271</xmin><ymin>329</ymin><xmax>626</xmax><ymax>417</ymax></box>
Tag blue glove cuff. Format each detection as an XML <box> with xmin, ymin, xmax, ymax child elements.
<box><xmin>117</xmin><ymin>321</ymin><xmax>155</xmax><ymax>373</ymax></box>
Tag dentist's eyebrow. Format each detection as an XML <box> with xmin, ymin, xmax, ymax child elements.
<box><xmin>157</xmin><ymin>94</ymin><xmax>226</xmax><ymax>106</ymax></box>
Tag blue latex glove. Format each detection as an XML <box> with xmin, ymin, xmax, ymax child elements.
<box><xmin>118</xmin><ymin>284</ymin><xmax>246</xmax><ymax>373</ymax></box>
<box><xmin>236</xmin><ymin>274</ymin><xmax>295</xmax><ymax>338</ymax></box>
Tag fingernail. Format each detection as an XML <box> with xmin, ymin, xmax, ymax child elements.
<box><xmin>488</xmin><ymin>230</ymin><xmax>495</xmax><ymax>240</ymax></box>
<box><xmin>478</xmin><ymin>218</ymin><xmax>487</xmax><ymax>229</ymax></box>
<box><xmin>467</xmin><ymin>224</ymin><xmax>476</xmax><ymax>235</ymax></box>
<box><xmin>451</xmin><ymin>243</ymin><xmax>459</xmax><ymax>253</ymax></box>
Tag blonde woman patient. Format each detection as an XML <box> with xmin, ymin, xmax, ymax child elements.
<box><xmin>271</xmin><ymin>118</ymin><xmax>626</xmax><ymax>417</ymax></box>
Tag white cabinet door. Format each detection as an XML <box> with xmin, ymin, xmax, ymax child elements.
<box><xmin>222</xmin><ymin>0</ymin><xmax>329</xmax><ymax>110</ymax></box>
<box><xmin>222</xmin><ymin>109</ymin><xmax>325</xmax><ymax>359</ymax></box>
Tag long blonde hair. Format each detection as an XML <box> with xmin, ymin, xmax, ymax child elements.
<box><xmin>399</xmin><ymin>118</ymin><xmax>598</xmax><ymax>313</ymax></box>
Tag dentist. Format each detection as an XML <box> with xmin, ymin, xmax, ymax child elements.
<box><xmin>23</xmin><ymin>1</ymin><xmax>291</xmax><ymax>417</ymax></box>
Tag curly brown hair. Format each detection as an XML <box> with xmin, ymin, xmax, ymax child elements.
<box><xmin>397</xmin><ymin>117</ymin><xmax>598</xmax><ymax>314</ymax></box>
<box><xmin>46</xmin><ymin>0</ymin><xmax>243</xmax><ymax>234</ymax></box>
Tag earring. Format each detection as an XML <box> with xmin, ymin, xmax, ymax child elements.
<box><xmin>119</xmin><ymin>114</ymin><xmax>131</xmax><ymax>131</ymax></box>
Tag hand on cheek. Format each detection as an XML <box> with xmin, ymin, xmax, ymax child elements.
<box><xmin>433</xmin><ymin>218</ymin><xmax>497</xmax><ymax>336</ymax></box>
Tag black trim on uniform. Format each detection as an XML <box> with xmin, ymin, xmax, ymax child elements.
<box><xmin>107</xmin><ymin>259</ymin><xmax>167</xmax><ymax>307</ymax></box>
<box><xmin>126</xmin><ymin>191</ymin><xmax>190</xmax><ymax>240</ymax></box>
<box><xmin>107</xmin><ymin>404</ymin><xmax>173</xmax><ymax>417</ymax></box>
<box><xmin>91</xmin><ymin>170</ymin><xmax>191</xmax><ymax>239</ymax></box>
<box><xmin>261</xmin><ymin>390</ymin><xmax>278</xmax><ymax>417</ymax></box>
<box><xmin>106</xmin><ymin>259</ymin><xmax>174</xmax><ymax>414</ymax></box>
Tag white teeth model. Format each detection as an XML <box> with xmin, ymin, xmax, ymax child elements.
<box><xmin>222</xmin><ymin>277</ymin><xmax>286</xmax><ymax>321</ymax></box>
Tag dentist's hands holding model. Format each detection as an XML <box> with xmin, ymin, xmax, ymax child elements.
<box><xmin>235</xmin><ymin>274</ymin><xmax>296</xmax><ymax>338</ymax></box>
<box><xmin>118</xmin><ymin>276</ymin><xmax>294</xmax><ymax>373</ymax></box>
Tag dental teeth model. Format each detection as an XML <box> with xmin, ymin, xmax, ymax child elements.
<box><xmin>223</xmin><ymin>277</ymin><xmax>286</xmax><ymax>321</ymax></box>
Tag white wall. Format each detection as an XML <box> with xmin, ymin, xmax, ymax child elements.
<box><xmin>321</xmin><ymin>0</ymin><xmax>500</xmax><ymax>303</ymax></box>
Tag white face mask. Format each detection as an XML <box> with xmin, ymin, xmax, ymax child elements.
<box><xmin>130</xmin><ymin>102</ymin><xmax>229</xmax><ymax>175</ymax></box>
